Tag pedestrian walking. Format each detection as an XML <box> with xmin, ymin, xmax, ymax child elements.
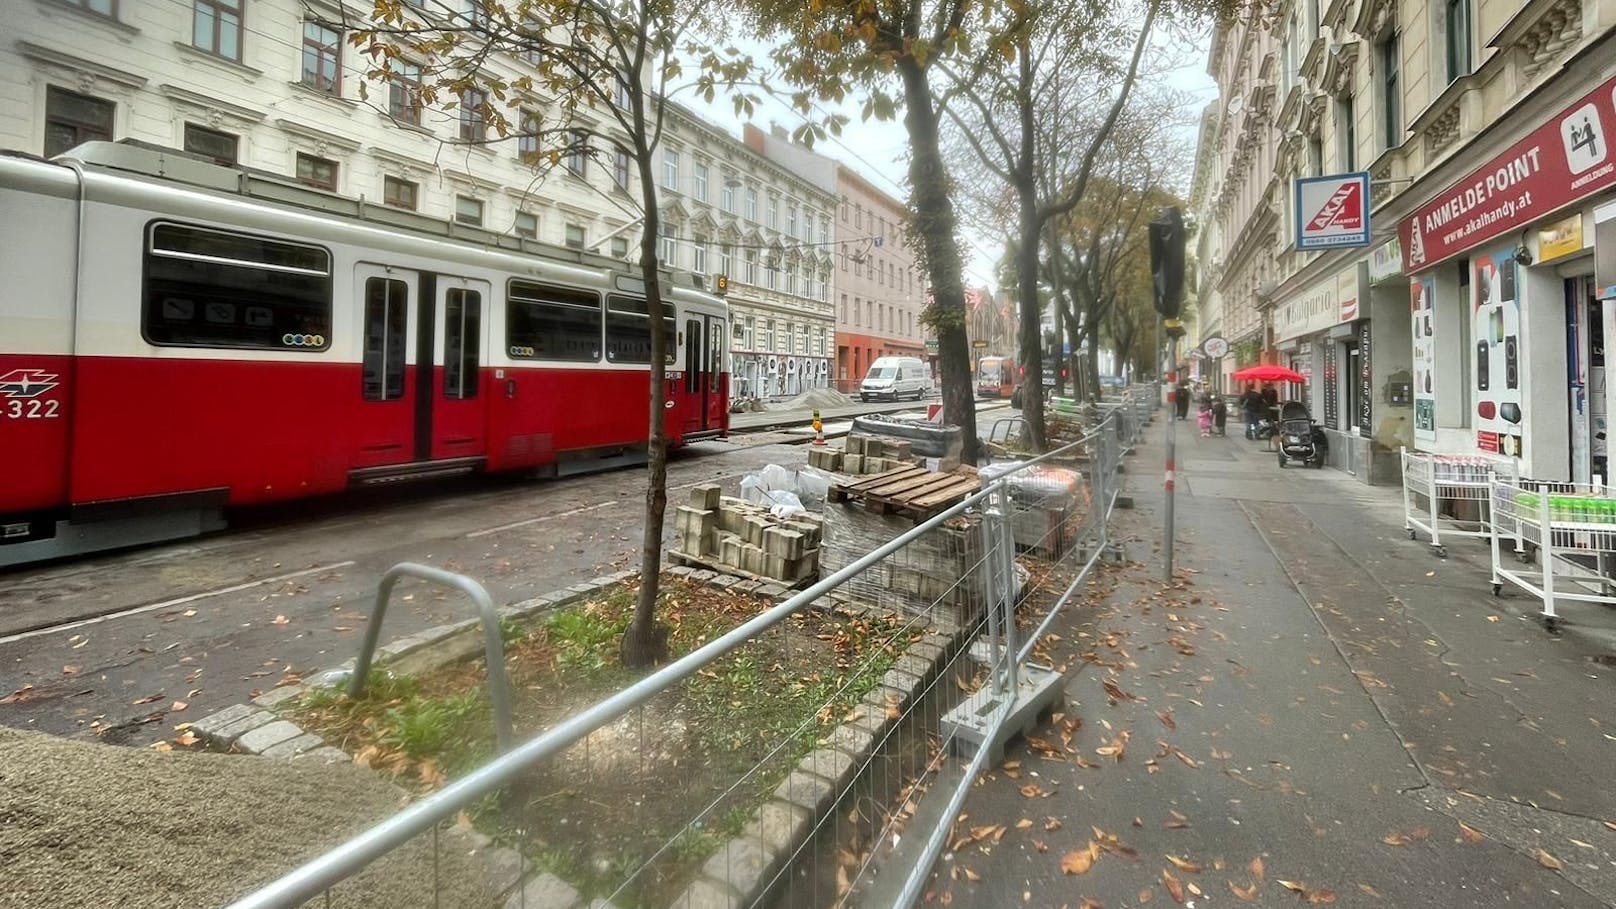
<box><xmin>1239</xmin><ymin>383</ymin><xmax>1264</xmax><ymax>440</ymax></box>
<box><xmin>1197</xmin><ymin>400</ymin><xmax>1213</xmax><ymax>437</ymax></box>
<box><xmin>1175</xmin><ymin>379</ymin><xmax>1191</xmax><ymax>421</ymax></box>
<box><xmin>1211</xmin><ymin>395</ymin><xmax>1228</xmax><ymax>436</ymax></box>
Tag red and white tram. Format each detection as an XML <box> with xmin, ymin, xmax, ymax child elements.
<box><xmin>0</xmin><ymin>142</ymin><xmax>729</xmax><ymax>566</ymax></box>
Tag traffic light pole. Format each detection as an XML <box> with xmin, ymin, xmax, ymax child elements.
<box><xmin>1163</xmin><ymin>331</ymin><xmax>1178</xmax><ymax>584</ymax></box>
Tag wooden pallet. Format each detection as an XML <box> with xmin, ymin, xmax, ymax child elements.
<box><xmin>829</xmin><ymin>464</ymin><xmax>981</xmax><ymax>520</ymax></box>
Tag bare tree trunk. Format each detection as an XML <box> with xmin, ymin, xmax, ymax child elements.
<box><xmin>898</xmin><ymin>57</ymin><xmax>978</xmax><ymax>462</ymax></box>
<box><xmin>622</xmin><ymin>101</ymin><xmax>669</xmax><ymax>669</ymax></box>
<box><xmin>1012</xmin><ymin>30</ymin><xmax>1046</xmax><ymax>451</ymax></box>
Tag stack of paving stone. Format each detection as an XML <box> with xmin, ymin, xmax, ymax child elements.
<box><xmin>807</xmin><ymin>435</ymin><xmax>928</xmax><ymax>474</ymax></box>
<box><xmin>819</xmin><ymin>503</ymin><xmax>986</xmax><ymax>629</ymax></box>
<box><xmin>671</xmin><ymin>484</ymin><xmax>823</xmax><ymax>585</ymax></box>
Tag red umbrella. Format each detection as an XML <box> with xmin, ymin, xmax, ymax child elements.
<box><xmin>1231</xmin><ymin>364</ymin><xmax>1307</xmax><ymax>383</ymax></box>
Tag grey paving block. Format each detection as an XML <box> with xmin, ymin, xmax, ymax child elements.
<box><xmin>479</xmin><ymin>846</ymin><xmax>524</xmax><ymax>895</ymax></box>
<box><xmin>880</xmin><ymin>666</ymin><xmax>925</xmax><ymax>699</ymax></box>
<box><xmin>731</xmin><ymin>579</ymin><xmax>763</xmax><ymax>595</ymax></box>
<box><xmin>235</xmin><ymin>720</ymin><xmax>305</xmax><ymax>754</ymax></box>
<box><xmin>588</xmin><ymin>576</ymin><xmax>619</xmax><ymax>588</ymax></box>
<box><xmin>206</xmin><ymin>708</ymin><xmax>278</xmax><ymax>745</ymax></box>
<box><xmin>742</xmin><ymin>800</ymin><xmax>810</xmax><ymax>862</ymax></box>
<box><xmin>755</xmin><ymin>583</ymin><xmax>790</xmax><ymax>599</ymax></box>
<box><xmin>190</xmin><ymin>703</ymin><xmax>256</xmax><ymax>739</ymax></box>
<box><xmin>699</xmin><ymin>836</ymin><xmax>777</xmax><ymax>905</ymax></box>
<box><xmin>688</xmin><ymin>570</ymin><xmax>718</xmax><ymax>583</ymax></box>
<box><xmin>668</xmin><ymin>565</ymin><xmax>696</xmax><ymax>577</ymax></box>
<box><xmin>251</xmin><ymin>684</ymin><xmax>305</xmax><ymax>710</ymax></box>
<box><xmin>259</xmin><ymin>732</ymin><xmax>325</xmax><ymax>759</ymax></box>
<box><xmin>773</xmin><ymin>769</ymin><xmax>835</xmax><ymax>817</ymax></box>
<box><xmin>666</xmin><ymin>878</ymin><xmax>738</xmax><ymax>909</ymax></box>
<box><xmin>906</xmin><ymin>640</ymin><xmax>946</xmax><ymax>665</ymax></box>
<box><xmin>822</xmin><ymin>722</ymin><xmax>876</xmax><ymax>760</ymax></box>
<box><xmin>798</xmin><ymin>747</ymin><xmax>857</xmax><ymax>794</ymax></box>
<box><xmin>502</xmin><ymin>872</ymin><xmax>582</xmax><ymax>909</ymax></box>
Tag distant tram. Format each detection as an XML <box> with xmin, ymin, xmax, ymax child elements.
<box><xmin>0</xmin><ymin>142</ymin><xmax>729</xmax><ymax>565</ymax></box>
<box><xmin>975</xmin><ymin>355</ymin><xmax>1016</xmax><ymax>399</ymax></box>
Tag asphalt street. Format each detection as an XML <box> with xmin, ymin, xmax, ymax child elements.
<box><xmin>0</xmin><ymin>396</ymin><xmax>1009</xmax><ymax>745</ymax></box>
<box><xmin>923</xmin><ymin>415</ymin><xmax>1616</xmax><ymax>908</ymax></box>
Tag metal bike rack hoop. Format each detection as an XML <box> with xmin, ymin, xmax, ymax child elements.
<box><xmin>349</xmin><ymin>562</ymin><xmax>514</xmax><ymax>753</ymax></box>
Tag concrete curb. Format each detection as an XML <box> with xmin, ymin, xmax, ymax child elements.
<box><xmin>189</xmin><ymin>564</ymin><xmax>967</xmax><ymax>909</ymax></box>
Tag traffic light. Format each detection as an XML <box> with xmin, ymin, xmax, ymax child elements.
<box><xmin>1149</xmin><ymin>207</ymin><xmax>1185</xmax><ymax>319</ymax></box>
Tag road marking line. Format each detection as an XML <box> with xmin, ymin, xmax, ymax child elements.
<box><xmin>464</xmin><ymin>472</ymin><xmax>750</xmax><ymax>540</ymax></box>
<box><xmin>0</xmin><ymin>561</ymin><xmax>357</xmax><ymax>645</ymax></box>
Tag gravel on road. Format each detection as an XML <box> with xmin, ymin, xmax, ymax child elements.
<box><xmin>0</xmin><ymin>727</ymin><xmax>500</xmax><ymax>909</ymax></box>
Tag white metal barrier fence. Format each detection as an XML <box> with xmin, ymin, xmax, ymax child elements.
<box><xmin>224</xmin><ymin>403</ymin><xmax>1134</xmax><ymax>909</ymax></box>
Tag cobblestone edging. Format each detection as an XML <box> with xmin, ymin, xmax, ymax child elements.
<box><xmin>189</xmin><ymin>566</ymin><xmax>966</xmax><ymax>909</ymax></box>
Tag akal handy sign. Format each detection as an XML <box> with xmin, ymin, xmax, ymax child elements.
<box><xmin>1295</xmin><ymin>173</ymin><xmax>1372</xmax><ymax>250</ymax></box>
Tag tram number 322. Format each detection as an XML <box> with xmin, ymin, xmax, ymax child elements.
<box><xmin>4</xmin><ymin>400</ymin><xmax>61</xmax><ymax>420</ymax></box>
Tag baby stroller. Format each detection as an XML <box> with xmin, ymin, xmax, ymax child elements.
<box><xmin>1275</xmin><ymin>401</ymin><xmax>1327</xmax><ymax>468</ymax></box>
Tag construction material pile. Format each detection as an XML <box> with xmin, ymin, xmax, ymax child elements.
<box><xmin>671</xmin><ymin>484</ymin><xmax>824</xmax><ymax>586</ymax></box>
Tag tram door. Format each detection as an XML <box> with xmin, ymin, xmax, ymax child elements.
<box><xmin>354</xmin><ymin>264</ymin><xmax>489</xmax><ymax>466</ymax></box>
<box><xmin>705</xmin><ymin>314</ymin><xmax>726</xmax><ymax>430</ymax></box>
<box><xmin>684</xmin><ymin>317</ymin><xmax>706</xmax><ymax>433</ymax></box>
<box><xmin>431</xmin><ymin>277</ymin><xmax>490</xmax><ymax>460</ymax></box>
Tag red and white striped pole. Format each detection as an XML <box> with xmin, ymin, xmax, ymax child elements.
<box><xmin>1163</xmin><ymin>333</ymin><xmax>1179</xmax><ymax>583</ymax></box>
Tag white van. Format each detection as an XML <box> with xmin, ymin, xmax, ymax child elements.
<box><xmin>860</xmin><ymin>357</ymin><xmax>932</xmax><ymax>402</ymax></box>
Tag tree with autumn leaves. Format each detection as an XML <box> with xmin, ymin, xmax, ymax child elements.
<box><xmin>331</xmin><ymin>0</ymin><xmax>1230</xmax><ymax>667</ymax></box>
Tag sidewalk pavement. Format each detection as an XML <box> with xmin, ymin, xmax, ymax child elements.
<box><xmin>928</xmin><ymin>414</ymin><xmax>1616</xmax><ymax>908</ymax></box>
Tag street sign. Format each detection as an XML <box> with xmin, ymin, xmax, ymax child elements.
<box><xmin>1295</xmin><ymin>173</ymin><xmax>1371</xmax><ymax>250</ymax></box>
<box><xmin>1187</xmin><ymin>347</ymin><xmax>1206</xmax><ymax>359</ymax></box>
<box><xmin>925</xmin><ymin>338</ymin><xmax>939</xmax><ymax>352</ymax></box>
<box><xmin>972</xmin><ymin>340</ymin><xmax>988</xmax><ymax>349</ymax></box>
<box><xmin>1202</xmin><ymin>335</ymin><xmax>1229</xmax><ymax>358</ymax></box>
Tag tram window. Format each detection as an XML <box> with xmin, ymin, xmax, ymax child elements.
<box><xmin>362</xmin><ymin>278</ymin><xmax>408</xmax><ymax>401</ymax></box>
<box><xmin>144</xmin><ymin>222</ymin><xmax>331</xmax><ymax>350</ymax></box>
<box><xmin>507</xmin><ymin>280</ymin><xmax>600</xmax><ymax>361</ymax></box>
<box><xmin>605</xmin><ymin>295</ymin><xmax>676</xmax><ymax>365</ymax></box>
<box><xmin>444</xmin><ymin>288</ymin><xmax>481</xmax><ymax>399</ymax></box>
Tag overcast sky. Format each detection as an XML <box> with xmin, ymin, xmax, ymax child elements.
<box><xmin>680</xmin><ymin>21</ymin><xmax>1219</xmax><ymax>293</ymax></box>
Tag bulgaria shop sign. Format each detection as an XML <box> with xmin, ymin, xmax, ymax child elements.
<box><xmin>1402</xmin><ymin>71</ymin><xmax>1616</xmax><ymax>271</ymax></box>
<box><xmin>1274</xmin><ymin>264</ymin><xmax>1362</xmax><ymax>343</ymax></box>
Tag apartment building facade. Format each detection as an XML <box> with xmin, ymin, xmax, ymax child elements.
<box><xmin>1201</xmin><ymin>0</ymin><xmax>1616</xmax><ymax>484</ymax></box>
<box><xmin>4</xmin><ymin>0</ymin><xmax>837</xmax><ymax>396</ymax></box>
<box><xmin>829</xmin><ymin>167</ymin><xmax>928</xmax><ymax>389</ymax></box>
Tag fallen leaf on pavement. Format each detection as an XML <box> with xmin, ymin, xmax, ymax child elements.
<box><xmin>1173</xmin><ymin>749</ymin><xmax>1199</xmax><ymax>768</ymax></box>
<box><xmin>176</xmin><ymin>730</ymin><xmax>199</xmax><ymax>746</ymax></box>
<box><xmin>1571</xmin><ymin>838</ymin><xmax>1596</xmax><ymax>850</ymax></box>
<box><xmin>1459</xmin><ymin>823</ymin><xmax>1485</xmax><ymax>843</ymax></box>
<box><xmin>170</xmin><ymin>700</ymin><xmax>188</xmax><ymax>712</ymax></box>
<box><xmin>1061</xmin><ymin>844</ymin><xmax>1098</xmax><ymax>875</ymax></box>
<box><xmin>1357</xmin><ymin>883</ymin><xmax>1383</xmax><ymax>898</ymax></box>
<box><xmin>272</xmin><ymin>614</ymin><xmax>290</xmax><ymax>625</ymax></box>
<box><xmin>1161</xmin><ymin>870</ymin><xmax>1185</xmax><ymax>904</ymax></box>
<box><xmin>1045</xmin><ymin>817</ymin><xmax>1062</xmax><ymax>831</ymax></box>
<box><xmin>963</xmin><ymin>868</ymin><xmax>981</xmax><ymax>882</ymax></box>
<box><xmin>1605</xmin><ymin>821</ymin><xmax>1616</xmax><ymax>832</ymax></box>
<box><xmin>1138</xmin><ymin>887</ymin><xmax>1153</xmax><ymax>904</ymax></box>
<box><xmin>1279</xmin><ymin>880</ymin><xmax>1307</xmax><ymax>894</ymax></box>
<box><xmin>1165</xmin><ymin>855</ymin><xmax>1202</xmax><ymax>873</ymax></box>
<box><xmin>1250</xmin><ymin>856</ymin><xmax>1265</xmax><ymax>880</ymax></box>
<box><xmin>1229</xmin><ymin>881</ymin><xmax>1258</xmax><ymax>901</ymax></box>
<box><xmin>1306</xmin><ymin>889</ymin><xmax>1337</xmax><ymax>904</ymax></box>
<box><xmin>1165</xmin><ymin>810</ymin><xmax>1190</xmax><ymax>829</ymax></box>
<box><xmin>1382</xmin><ymin>833</ymin><xmax>1410</xmax><ymax>846</ymax></box>
<box><xmin>1020</xmin><ymin>784</ymin><xmax>1046</xmax><ymax>798</ymax></box>
<box><xmin>1016</xmin><ymin>818</ymin><xmax>1034</xmax><ymax>829</ymax></box>
<box><xmin>1537</xmin><ymin>848</ymin><xmax>1563</xmax><ymax>870</ymax></box>
<box><xmin>62</xmin><ymin>665</ymin><xmax>80</xmax><ymax>676</ymax></box>
<box><xmin>1079</xmin><ymin>898</ymin><xmax>1102</xmax><ymax>909</ymax></box>
<box><xmin>1156</xmin><ymin>710</ymin><xmax>1177</xmax><ymax>730</ymax></box>
<box><xmin>131</xmin><ymin>694</ymin><xmax>164</xmax><ymax>705</ymax></box>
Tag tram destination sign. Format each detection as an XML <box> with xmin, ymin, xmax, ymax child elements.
<box><xmin>1401</xmin><ymin>71</ymin><xmax>1616</xmax><ymax>271</ymax></box>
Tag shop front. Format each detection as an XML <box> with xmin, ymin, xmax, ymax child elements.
<box><xmin>1271</xmin><ymin>259</ymin><xmax>1407</xmax><ymax>483</ymax></box>
<box><xmin>1400</xmin><ymin>71</ymin><xmax>1616</xmax><ymax>484</ymax></box>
